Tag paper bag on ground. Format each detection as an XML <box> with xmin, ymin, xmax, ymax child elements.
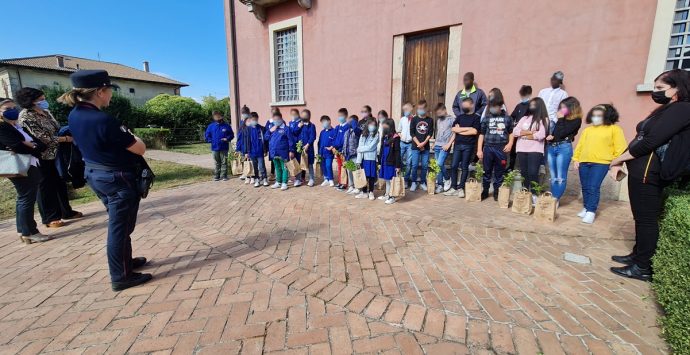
<box><xmin>376</xmin><ymin>178</ymin><xmax>385</xmax><ymax>190</ymax></box>
<box><xmin>286</xmin><ymin>158</ymin><xmax>300</xmax><ymax>177</ymax></box>
<box><xmin>534</xmin><ymin>192</ymin><xmax>557</xmax><ymax>222</ymax></box>
<box><xmin>390</xmin><ymin>174</ymin><xmax>405</xmax><ymax>198</ymax></box>
<box><xmin>242</xmin><ymin>159</ymin><xmax>253</xmax><ymax>177</ymax></box>
<box><xmin>465</xmin><ymin>178</ymin><xmax>482</xmax><ymax>202</ymax></box>
<box><xmin>498</xmin><ymin>186</ymin><xmax>511</xmax><ymax>208</ymax></box>
<box><xmin>314</xmin><ymin>162</ymin><xmax>322</xmax><ymax>178</ymax></box>
<box><xmin>300</xmin><ymin>151</ymin><xmax>309</xmax><ymax>171</ymax></box>
<box><xmin>340</xmin><ymin>166</ymin><xmax>348</xmax><ymax>185</ymax></box>
<box><xmin>231</xmin><ymin>155</ymin><xmax>243</xmax><ymax>176</ymax></box>
<box><xmin>511</xmin><ymin>188</ymin><xmax>533</xmax><ymax>215</ymax></box>
<box><xmin>353</xmin><ymin>169</ymin><xmax>367</xmax><ymax>189</ymax></box>
<box><xmin>427</xmin><ymin>175</ymin><xmax>437</xmax><ymax>195</ymax></box>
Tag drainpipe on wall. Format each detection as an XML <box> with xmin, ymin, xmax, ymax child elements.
<box><xmin>228</xmin><ymin>0</ymin><xmax>241</xmax><ymax>133</ymax></box>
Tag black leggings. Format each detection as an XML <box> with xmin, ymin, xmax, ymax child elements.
<box><xmin>517</xmin><ymin>152</ymin><xmax>543</xmax><ymax>193</ymax></box>
<box><xmin>37</xmin><ymin>159</ymin><xmax>75</xmax><ymax>224</ymax></box>
<box><xmin>628</xmin><ymin>177</ymin><xmax>664</xmax><ymax>269</ymax></box>
<box><xmin>362</xmin><ymin>177</ymin><xmax>376</xmax><ymax>193</ymax></box>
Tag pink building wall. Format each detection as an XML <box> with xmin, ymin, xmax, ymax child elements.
<box><xmin>225</xmin><ymin>0</ymin><xmax>658</xmax><ymax>140</ymax></box>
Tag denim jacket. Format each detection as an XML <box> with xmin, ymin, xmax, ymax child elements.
<box><xmin>356</xmin><ymin>133</ymin><xmax>379</xmax><ymax>164</ymax></box>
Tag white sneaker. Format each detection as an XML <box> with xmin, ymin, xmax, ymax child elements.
<box><xmin>240</xmin><ymin>175</ymin><xmax>246</xmax><ymax>180</ymax></box>
<box><xmin>308</xmin><ymin>179</ymin><xmax>314</xmax><ymax>187</ymax></box>
<box><xmin>577</xmin><ymin>208</ymin><xmax>587</xmax><ymax>218</ymax></box>
<box><xmin>329</xmin><ymin>180</ymin><xmax>335</xmax><ymax>187</ymax></box>
<box><xmin>443</xmin><ymin>188</ymin><xmax>457</xmax><ymax>196</ymax></box>
<box><xmin>435</xmin><ymin>185</ymin><xmax>444</xmax><ymax>194</ymax></box>
<box><xmin>351</xmin><ymin>189</ymin><xmax>361</xmax><ymax>195</ymax></box>
<box><xmin>443</xmin><ymin>179</ymin><xmax>452</xmax><ymax>191</ymax></box>
<box><xmin>355</xmin><ymin>192</ymin><xmax>367</xmax><ymax>199</ymax></box>
<box><xmin>294</xmin><ymin>179</ymin><xmax>302</xmax><ymax>187</ymax></box>
<box><xmin>346</xmin><ymin>187</ymin><xmax>355</xmax><ymax>194</ymax></box>
<box><xmin>410</xmin><ymin>182</ymin><xmax>418</xmax><ymax>192</ymax></box>
<box><xmin>378</xmin><ymin>194</ymin><xmax>388</xmax><ymax>200</ymax></box>
<box><xmin>245</xmin><ymin>178</ymin><xmax>251</xmax><ymax>184</ymax></box>
<box><xmin>420</xmin><ymin>183</ymin><xmax>428</xmax><ymax>192</ymax></box>
<box><xmin>457</xmin><ymin>189</ymin><xmax>465</xmax><ymax>198</ymax></box>
<box><xmin>262</xmin><ymin>179</ymin><xmax>269</xmax><ymax>186</ymax></box>
<box><xmin>254</xmin><ymin>180</ymin><xmax>260</xmax><ymax>187</ymax></box>
<box><xmin>281</xmin><ymin>183</ymin><xmax>288</xmax><ymax>190</ymax></box>
<box><xmin>320</xmin><ymin>180</ymin><xmax>329</xmax><ymax>187</ymax></box>
<box><xmin>271</xmin><ymin>182</ymin><xmax>281</xmax><ymax>189</ymax></box>
<box><xmin>368</xmin><ymin>192</ymin><xmax>375</xmax><ymax>200</ymax></box>
<box><xmin>582</xmin><ymin>211</ymin><xmax>596</xmax><ymax>224</ymax></box>
<box><xmin>532</xmin><ymin>195</ymin><xmax>537</xmax><ymax>206</ymax></box>
<box><xmin>385</xmin><ymin>197</ymin><xmax>396</xmax><ymax>205</ymax></box>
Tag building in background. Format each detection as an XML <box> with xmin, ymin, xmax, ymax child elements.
<box><xmin>225</xmin><ymin>0</ymin><xmax>677</xmax><ymax>199</ymax></box>
<box><xmin>0</xmin><ymin>55</ymin><xmax>188</xmax><ymax>105</ymax></box>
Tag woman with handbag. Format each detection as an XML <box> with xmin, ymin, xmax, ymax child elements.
<box><xmin>0</xmin><ymin>99</ymin><xmax>52</xmax><ymax>244</ymax></box>
<box><xmin>16</xmin><ymin>87</ymin><xmax>82</xmax><ymax>228</ymax></box>
<box><xmin>609</xmin><ymin>69</ymin><xmax>690</xmax><ymax>281</ymax></box>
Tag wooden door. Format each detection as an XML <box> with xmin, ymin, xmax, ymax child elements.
<box><xmin>402</xmin><ymin>29</ymin><xmax>449</xmax><ymax>109</ymax></box>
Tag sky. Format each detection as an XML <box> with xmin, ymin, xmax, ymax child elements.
<box><xmin>0</xmin><ymin>0</ymin><xmax>229</xmax><ymax>101</ymax></box>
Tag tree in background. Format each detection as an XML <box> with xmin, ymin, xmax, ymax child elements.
<box><xmin>43</xmin><ymin>85</ymin><xmax>143</xmax><ymax>127</ymax></box>
<box><xmin>201</xmin><ymin>95</ymin><xmax>231</xmax><ymax>121</ymax></box>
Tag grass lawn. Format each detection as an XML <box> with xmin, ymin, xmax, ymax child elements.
<box><xmin>165</xmin><ymin>143</ymin><xmax>210</xmax><ymax>155</ymax></box>
<box><xmin>0</xmin><ymin>159</ymin><xmax>213</xmax><ymax>221</ymax></box>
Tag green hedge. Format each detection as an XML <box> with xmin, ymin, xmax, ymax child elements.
<box><xmin>653</xmin><ymin>187</ymin><xmax>690</xmax><ymax>354</ymax></box>
<box><xmin>133</xmin><ymin>128</ymin><xmax>171</xmax><ymax>150</ymax></box>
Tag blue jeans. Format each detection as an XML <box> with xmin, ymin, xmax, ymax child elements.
<box><xmin>451</xmin><ymin>144</ymin><xmax>474</xmax><ymax>190</ymax></box>
<box><xmin>482</xmin><ymin>145</ymin><xmax>507</xmax><ymax>191</ymax></box>
<box><xmin>409</xmin><ymin>148</ymin><xmax>430</xmax><ymax>183</ymax></box>
<box><xmin>433</xmin><ymin>146</ymin><xmax>450</xmax><ymax>185</ymax></box>
<box><xmin>86</xmin><ymin>168</ymin><xmax>141</xmax><ymax>283</ymax></box>
<box><xmin>250</xmin><ymin>156</ymin><xmax>268</xmax><ymax>179</ymax></box>
<box><xmin>9</xmin><ymin>166</ymin><xmax>42</xmax><ymax>236</ymax></box>
<box><xmin>400</xmin><ymin>141</ymin><xmax>412</xmax><ymax>182</ymax></box>
<box><xmin>579</xmin><ymin>163</ymin><xmax>609</xmax><ymax>212</ymax></box>
<box><xmin>547</xmin><ymin>142</ymin><xmax>573</xmax><ymax>199</ymax></box>
<box><xmin>322</xmin><ymin>157</ymin><xmax>334</xmax><ymax>180</ymax></box>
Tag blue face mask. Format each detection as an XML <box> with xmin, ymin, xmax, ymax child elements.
<box><xmin>274</xmin><ymin>119</ymin><xmax>283</xmax><ymax>127</ymax></box>
<box><xmin>403</xmin><ymin>111</ymin><xmax>411</xmax><ymax>117</ymax></box>
<box><xmin>338</xmin><ymin>116</ymin><xmax>346</xmax><ymax>124</ymax></box>
<box><xmin>36</xmin><ymin>100</ymin><xmax>49</xmax><ymax>110</ymax></box>
<box><xmin>1</xmin><ymin>108</ymin><xmax>19</xmax><ymax>121</ymax></box>
<box><xmin>368</xmin><ymin>125</ymin><xmax>377</xmax><ymax>133</ymax></box>
<box><xmin>322</xmin><ymin>122</ymin><xmax>330</xmax><ymax>129</ymax></box>
<box><xmin>417</xmin><ymin>109</ymin><xmax>426</xmax><ymax>116</ymax></box>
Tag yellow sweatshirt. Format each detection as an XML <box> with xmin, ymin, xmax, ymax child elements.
<box><xmin>573</xmin><ymin>124</ymin><xmax>628</xmax><ymax>164</ymax></box>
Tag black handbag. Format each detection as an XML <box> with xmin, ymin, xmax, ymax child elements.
<box><xmin>136</xmin><ymin>156</ymin><xmax>155</xmax><ymax>198</ymax></box>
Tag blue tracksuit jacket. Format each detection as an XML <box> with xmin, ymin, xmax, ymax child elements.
<box><xmin>295</xmin><ymin>122</ymin><xmax>317</xmax><ymax>164</ymax></box>
<box><xmin>205</xmin><ymin>121</ymin><xmax>234</xmax><ymax>152</ymax></box>
<box><xmin>332</xmin><ymin>123</ymin><xmax>349</xmax><ymax>153</ymax></box>
<box><xmin>238</xmin><ymin>125</ymin><xmax>266</xmax><ymax>159</ymax></box>
<box><xmin>318</xmin><ymin>127</ymin><xmax>337</xmax><ymax>159</ymax></box>
<box><xmin>265</xmin><ymin>123</ymin><xmax>294</xmax><ymax>160</ymax></box>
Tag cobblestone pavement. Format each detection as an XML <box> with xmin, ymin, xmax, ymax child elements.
<box><xmin>0</xmin><ymin>173</ymin><xmax>666</xmax><ymax>354</ymax></box>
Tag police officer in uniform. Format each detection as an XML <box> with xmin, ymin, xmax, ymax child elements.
<box><xmin>61</xmin><ymin>70</ymin><xmax>152</xmax><ymax>291</ymax></box>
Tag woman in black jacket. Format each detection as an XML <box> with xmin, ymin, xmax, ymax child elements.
<box><xmin>609</xmin><ymin>69</ymin><xmax>690</xmax><ymax>281</ymax></box>
<box><xmin>0</xmin><ymin>99</ymin><xmax>52</xmax><ymax>244</ymax></box>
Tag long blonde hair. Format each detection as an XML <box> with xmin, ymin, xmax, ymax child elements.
<box><xmin>57</xmin><ymin>88</ymin><xmax>100</xmax><ymax>107</ymax></box>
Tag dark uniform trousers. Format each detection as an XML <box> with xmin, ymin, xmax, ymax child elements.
<box><xmin>86</xmin><ymin>168</ymin><xmax>140</xmax><ymax>283</ymax></box>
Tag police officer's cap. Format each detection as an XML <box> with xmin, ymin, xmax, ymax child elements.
<box><xmin>70</xmin><ymin>70</ymin><xmax>120</xmax><ymax>89</ymax></box>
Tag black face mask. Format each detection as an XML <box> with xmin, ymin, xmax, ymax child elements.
<box><xmin>651</xmin><ymin>90</ymin><xmax>672</xmax><ymax>105</ymax></box>
<box><xmin>461</xmin><ymin>107</ymin><xmax>471</xmax><ymax>114</ymax></box>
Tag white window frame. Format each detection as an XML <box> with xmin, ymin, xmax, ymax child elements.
<box><xmin>269</xmin><ymin>16</ymin><xmax>305</xmax><ymax>106</ymax></box>
<box><xmin>638</xmin><ymin>0</ymin><xmax>676</xmax><ymax>92</ymax></box>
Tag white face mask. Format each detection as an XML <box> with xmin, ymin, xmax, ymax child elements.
<box><xmin>591</xmin><ymin>115</ymin><xmax>604</xmax><ymax>126</ymax></box>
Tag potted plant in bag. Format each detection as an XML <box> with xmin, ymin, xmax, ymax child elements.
<box><xmin>427</xmin><ymin>158</ymin><xmax>441</xmax><ymax>195</ymax></box>
<box><xmin>498</xmin><ymin>169</ymin><xmax>518</xmax><ymax>208</ymax></box>
<box><xmin>465</xmin><ymin>162</ymin><xmax>483</xmax><ymax>202</ymax></box>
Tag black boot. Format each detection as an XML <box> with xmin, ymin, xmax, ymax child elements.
<box><xmin>112</xmin><ymin>272</ymin><xmax>153</xmax><ymax>291</ymax></box>
<box><xmin>493</xmin><ymin>189</ymin><xmax>499</xmax><ymax>201</ymax></box>
<box><xmin>611</xmin><ymin>253</ymin><xmax>634</xmax><ymax>265</ymax></box>
<box><xmin>481</xmin><ymin>190</ymin><xmax>489</xmax><ymax>201</ymax></box>
<box><xmin>610</xmin><ymin>264</ymin><xmax>652</xmax><ymax>282</ymax></box>
<box><xmin>133</xmin><ymin>257</ymin><xmax>148</xmax><ymax>269</ymax></box>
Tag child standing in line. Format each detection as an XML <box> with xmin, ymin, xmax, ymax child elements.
<box><xmin>236</xmin><ymin>117</ymin><xmax>254</xmax><ymax>184</ymax></box>
<box><xmin>397</xmin><ymin>102</ymin><xmax>414</xmax><ymax>187</ymax></box>
<box><xmin>288</xmin><ymin>109</ymin><xmax>302</xmax><ymax>186</ymax></box>
<box><xmin>343</xmin><ymin>114</ymin><xmax>362</xmax><ymax>194</ymax></box>
<box><xmin>409</xmin><ymin>100</ymin><xmax>434</xmax><ymax>192</ymax></box>
<box><xmin>512</xmin><ymin>98</ymin><xmax>548</xmax><ymax>198</ymax></box>
<box><xmin>378</xmin><ymin>118</ymin><xmax>401</xmax><ymax>204</ymax></box>
<box><xmin>246</xmin><ymin>112</ymin><xmax>268</xmax><ymax>187</ymax></box>
<box><xmin>445</xmin><ymin>97</ymin><xmax>481</xmax><ymax>198</ymax></box>
<box><xmin>572</xmin><ymin>104</ymin><xmax>627</xmax><ymax>224</ymax></box>
<box><xmin>296</xmin><ymin>109</ymin><xmax>317</xmax><ymax>187</ymax></box>
<box><xmin>318</xmin><ymin>116</ymin><xmax>336</xmax><ymax>186</ymax></box>
<box><xmin>477</xmin><ymin>96</ymin><xmax>515</xmax><ymax>201</ymax></box>
<box><xmin>355</xmin><ymin>117</ymin><xmax>380</xmax><ymax>200</ymax></box>
<box><xmin>331</xmin><ymin>108</ymin><xmax>349</xmax><ymax>191</ymax></box>
<box><xmin>433</xmin><ymin>103</ymin><xmax>455</xmax><ymax>193</ymax></box>
<box><xmin>264</xmin><ymin>112</ymin><xmax>294</xmax><ymax>191</ymax></box>
<box><xmin>205</xmin><ymin>111</ymin><xmax>234</xmax><ymax>181</ymax></box>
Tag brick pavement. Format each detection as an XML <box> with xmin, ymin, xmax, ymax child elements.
<box><xmin>0</xmin><ymin>174</ymin><xmax>667</xmax><ymax>354</ymax></box>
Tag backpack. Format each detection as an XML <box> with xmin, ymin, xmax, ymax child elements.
<box><xmin>656</xmin><ymin>126</ymin><xmax>690</xmax><ymax>182</ymax></box>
